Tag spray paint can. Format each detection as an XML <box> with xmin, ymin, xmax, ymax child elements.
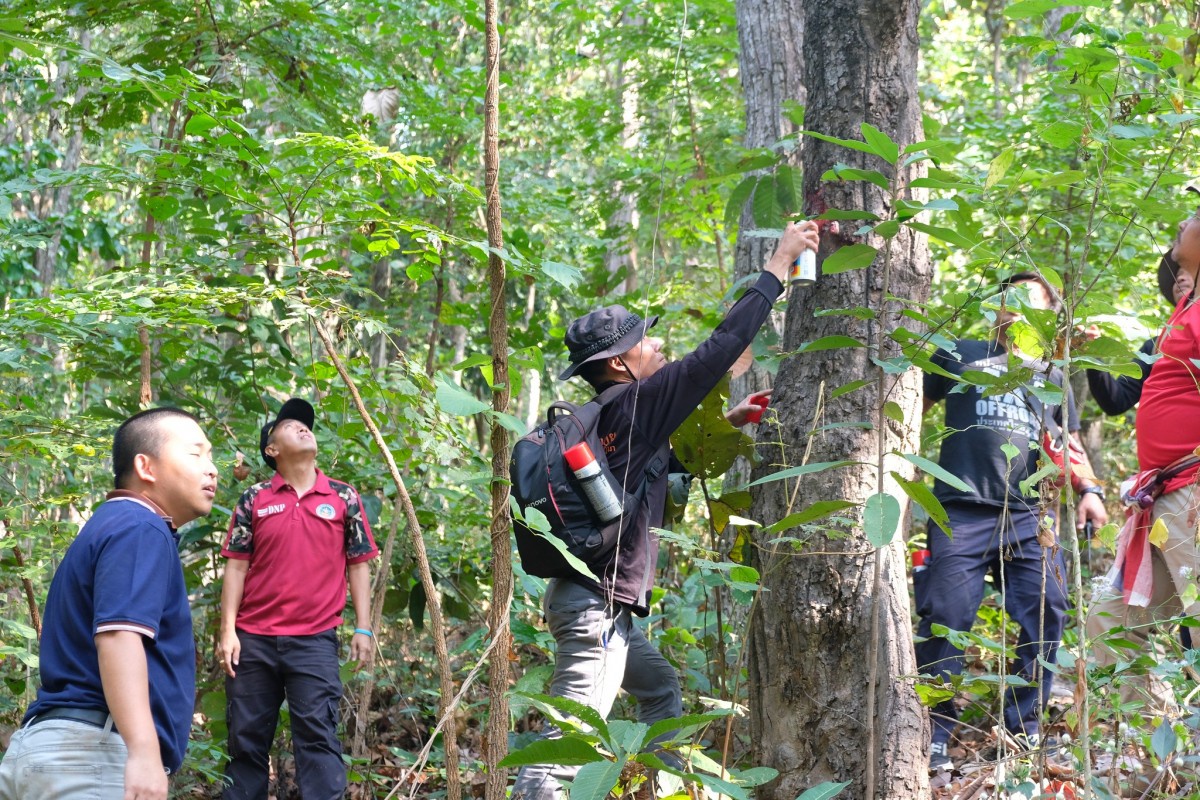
<box><xmin>790</xmin><ymin>248</ymin><xmax>816</xmax><ymax>286</ymax></box>
<box><xmin>563</xmin><ymin>442</ymin><xmax>623</xmax><ymax>523</ymax></box>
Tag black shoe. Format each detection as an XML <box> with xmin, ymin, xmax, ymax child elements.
<box><xmin>929</xmin><ymin>740</ymin><xmax>953</xmax><ymax>773</ymax></box>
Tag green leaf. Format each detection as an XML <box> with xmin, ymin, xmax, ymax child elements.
<box><xmin>797</xmin><ymin>335</ymin><xmax>866</xmax><ymax>353</ymax></box>
<box><xmin>892</xmin><ymin>473</ymin><xmax>950</xmax><ymax>533</ymax></box>
<box><xmin>745</xmin><ymin>460</ymin><xmax>858</xmax><ymax>489</ymax></box>
<box><xmin>671</xmin><ymin>376</ymin><xmax>757</xmax><ymax>480</ymax></box>
<box><xmin>795</xmin><ymin>780</ymin><xmax>852</xmax><ymax>800</ymax></box>
<box><xmin>900</xmin><ymin>453</ymin><xmax>971</xmax><ymax>493</ymax></box>
<box><xmin>435</xmin><ymin>378</ymin><xmax>489</xmax><ymax>416</ymax></box>
<box><xmin>1003</xmin><ymin>0</ymin><xmax>1104</xmax><ymax>18</ymax></box>
<box><xmin>513</xmin><ymin>693</ymin><xmax>610</xmax><ymax>740</ymax></box>
<box><xmin>822</xmin><ymin>244</ymin><xmax>877</xmax><ymax>274</ymax></box>
<box><xmin>822</xmin><ymin>164</ymin><xmax>889</xmax><ymax>190</ymax></box>
<box><xmin>830</xmin><ymin>378</ymin><xmax>874</xmax><ymax>399</ymax></box>
<box><xmin>606</xmin><ymin>720</ymin><xmax>650</xmax><ymax>759</ymax></box>
<box><xmin>882</xmin><ymin>401</ymin><xmax>904</xmax><ymax>423</ymax></box>
<box><xmin>984</xmin><ymin>148</ymin><xmax>1015</xmax><ymax>190</ymax></box>
<box><xmin>498</xmin><ymin>737</ymin><xmax>608</xmax><ymax>768</ymax></box>
<box><xmin>765</xmin><ymin>500</ymin><xmax>858</xmax><ymax>532</ymax></box>
<box><xmin>860</xmin><ymin>123</ymin><xmax>899</xmax><ymax>165</ymax></box>
<box><xmin>1151</xmin><ymin>720</ymin><xmax>1178</xmax><ymax>762</ymax></box>
<box><xmin>863</xmin><ymin>492</ymin><xmax>901</xmax><ymax>548</ymax></box>
<box><xmin>568</xmin><ymin>760</ymin><xmax>626</xmax><ymax>800</ymax></box>
<box><xmin>1109</xmin><ymin>124</ymin><xmax>1156</xmax><ymax>139</ymax></box>
<box><xmin>799</xmin><ymin>129</ymin><xmax>878</xmax><ymax>156</ymax></box>
<box><xmin>725</xmin><ymin>175</ymin><xmax>759</xmax><ymax>232</ymax></box>
<box><xmin>143</xmin><ymin>195</ymin><xmax>180</xmax><ymax>222</ymax></box>
<box><xmin>540</xmin><ymin>260</ymin><xmax>584</xmax><ymax>289</ymax></box>
<box><xmin>184</xmin><ymin>114</ymin><xmax>219</xmax><ymax>137</ymax></box>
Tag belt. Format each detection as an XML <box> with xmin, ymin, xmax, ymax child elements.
<box><xmin>28</xmin><ymin>707</ymin><xmax>118</xmax><ymax>734</ymax></box>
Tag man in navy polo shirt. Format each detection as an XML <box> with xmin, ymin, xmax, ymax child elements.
<box><xmin>218</xmin><ymin>398</ymin><xmax>378</xmax><ymax>799</ymax></box>
<box><xmin>0</xmin><ymin>407</ymin><xmax>218</xmax><ymax>800</ymax></box>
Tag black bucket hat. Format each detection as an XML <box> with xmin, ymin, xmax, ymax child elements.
<box><xmin>259</xmin><ymin>398</ymin><xmax>316</xmax><ymax>470</ymax></box>
<box><xmin>558</xmin><ymin>305</ymin><xmax>658</xmax><ymax>381</ymax></box>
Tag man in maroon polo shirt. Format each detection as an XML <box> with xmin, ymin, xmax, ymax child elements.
<box><xmin>217</xmin><ymin>398</ymin><xmax>378</xmax><ymax>799</ymax></box>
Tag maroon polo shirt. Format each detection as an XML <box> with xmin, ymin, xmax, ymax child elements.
<box><xmin>222</xmin><ymin>469</ymin><xmax>378</xmax><ymax>636</ymax></box>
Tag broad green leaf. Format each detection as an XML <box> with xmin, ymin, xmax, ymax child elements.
<box><xmin>861</xmin><ymin>123</ymin><xmax>899</xmax><ymax>165</ymax></box>
<box><xmin>513</xmin><ymin>693</ymin><xmax>609</xmax><ymax>740</ymax></box>
<box><xmin>816</xmin><ymin>209</ymin><xmax>880</xmax><ymax>221</ymax></box>
<box><xmin>874</xmin><ymin>220</ymin><xmax>900</xmax><ymax>239</ymax></box>
<box><xmin>830</xmin><ymin>378</ymin><xmax>874</xmax><ymax>400</ymax></box>
<box><xmin>1109</xmin><ymin>124</ymin><xmax>1156</xmax><ymax>139</ymax></box>
<box><xmin>905</xmin><ymin>222</ymin><xmax>980</xmax><ymax>250</ymax></box>
<box><xmin>745</xmin><ymin>460</ymin><xmax>858</xmax><ymax>489</ymax></box>
<box><xmin>899</xmin><ymin>453</ymin><xmax>971</xmax><ymax>493</ymax></box>
<box><xmin>822</xmin><ymin>164</ymin><xmax>889</xmax><ymax>190</ymax></box>
<box><xmin>435</xmin><ymin>378</ymin><xmax>489</xmax><ymax>416</ymax></box>
<box><xmin>882</xmin><ymin>401</ymin><xmax>904</xmax><ymax>423</ymax></box>
<box><xmin>863</xmin><ymin>492</ymin><xmax>901</xmax><ymax>548</ymax></box>
<box><xmin>1004</xmin><ymin>0</ymin><xmax>1104</xmax><ymax>18</ymax></box>
<box><xmin>498</xmin><ymin>737</ymin><xmax>607</xmax><ymax>768</ymax></box>
<box><xmin>641</xmin><ymin>712</ymin><xmax>733</xmax><ymax>749</ymax></box>
<box><xmin>725</xmin><ymin>175</ymin><xmax>760</xmax><ymax>232</ymax></box>
<box><xmin>144</xmin><ymin>195</ymin><xmax>180</xmax><ymax>222</ymax></box>
<box><xmin>540</xmin><ymin>260</ymin><xmax>583</xmax><ymax>289</ymax></box>
<box><xmin>606</xmin><ymin>720</ymin><xmax>649</xmax><ymax>758</ymax></box>
<box><xmin>765</xmin><ymin>500</ymin><xmax>858</xmax><ymax>532</ymax></box>
<box><xmin>984</xmin><ymin>148</ymin><xmax>1015</xmax><ymax>190</ymax></box>
<box><xmin>568</xmin><ymin>760</ymin><xmax>626</xmax><ymax>800</ymax></box>
<box><xmin>799</xmin><ymin>129</ymin><xmax>877</xmax><ymax>156</ymax></box>
<box><xmin>796</xmin><ymin>780</ymin><xmax>852</xmax><ymax>800</ymax></box>
<box><xmin>797</xmin><ymin>336</ymin><xmax>866</xmax><ymax>353</ymax></box>
<box><xmin>1151</xmin><ymin>720</ymin><xmax>1178</xmax><ymax>761</ymax></box>
<box><xmin>671</xmin><ymin>376</ymin><xmax>757</xmax><ymax>480</ymax></box>
<box><xmin>822</xmin><ymin>244</ymin><xmax>877</xmax><ymax>274</ymax></box>
<box><xmin>892</xmin><ymin>473</ymin><xmax>950</xmax><ymax>534</ymax></box>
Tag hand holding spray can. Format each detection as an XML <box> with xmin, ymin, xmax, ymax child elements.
<box><xmin>788</xmin><ymin>219</ymin><xmax>832</xmax><ymax>287</ymax></box>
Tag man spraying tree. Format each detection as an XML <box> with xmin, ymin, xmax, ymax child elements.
<box><xmin>510</xmin><ymin>220</ymin><xmax>818</xmax><ymax>800</ymax></box>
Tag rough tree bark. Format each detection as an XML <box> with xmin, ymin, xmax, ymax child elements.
<box><xmin>731</xmin><ymin>0</ymin><xmax>804</xmax><ymax>405</ymax></box>
<box><xmin>482</xmin><ymin>0</ymin><xmax>513</xmax><ymax>797</ymax></box>
<box><xmin>744</xmin><ymin>0</ymin><xmax>930</xmax><ymax>798</ymax></box>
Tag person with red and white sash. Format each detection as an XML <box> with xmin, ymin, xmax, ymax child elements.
<box><xmin>1087</xmin><ymin>210</ymin><xmax>1200</xmax><ymax>715</ymax></box>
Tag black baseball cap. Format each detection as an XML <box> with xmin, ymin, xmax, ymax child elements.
<box><xmin>259</xmin><ymin>398</ymin><xmax>315</xmax><ymax>470</ymax></box>
<box><xmin>559</xmin><ymin>305</ymin><xmax>658</xmax><ymax>381</ymax></box>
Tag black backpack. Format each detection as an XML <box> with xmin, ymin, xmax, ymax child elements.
<box><xmin>510</xmin><ymin>383</ymin><xmax>665</xmax><ymax>579</ymax></box>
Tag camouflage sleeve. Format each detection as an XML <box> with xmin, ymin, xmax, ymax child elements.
<box><xmin>340</xmin><ymin>484</ymin><xmax>378</xmax><ymax>562</ymax></box>
<box><xmin>222</xmin><ymin>487</ymin><xmax>257</xmax><ymax>557</ymax></box>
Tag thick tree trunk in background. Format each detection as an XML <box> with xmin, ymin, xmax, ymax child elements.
<box><xmin>745</xmin><ymin>0</ymin><xmax>930</xmax><ymax>798</ymax></box>
<box><xmin>732</xmin><ymin>0</ymin><xmax>804</xmax><ymax>405</ymax></box>
<box><xmin>604</xmin><ymin>18</ymin><xmax>642</xmax><ymax>296</ymax></box>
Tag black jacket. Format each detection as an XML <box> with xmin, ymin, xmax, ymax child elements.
<box><xmin>572</xmin><ymin>271</ymin><xmax>783</xmax><ymax>615</ymax></box>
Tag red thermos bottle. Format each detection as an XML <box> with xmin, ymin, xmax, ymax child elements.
<box><xmin>563</xmin><ymin>443</ymin><xmax>623</xmax><ymax>523</ymax></box>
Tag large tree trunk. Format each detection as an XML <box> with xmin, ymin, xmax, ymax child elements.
<box><xmin>732</xmin><ymin>0</ymin><xmax>804</xmax><ymax>404</ymax></box>
<box><xmin>744</xmin><ymin>0</ymin><xmax>930</xmax><ymax>798</ymax></box>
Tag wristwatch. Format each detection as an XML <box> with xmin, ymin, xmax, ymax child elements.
<box><xmin>1078</xmin><ymin>485</ymin><xmax>1106</xmax><ymax>501</ymax></box>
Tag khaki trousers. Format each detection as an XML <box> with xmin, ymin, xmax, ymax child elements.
<box><xmin>1086</xmin><ymin>486</ymin><xmax>1200</xmax><ymax>716</ymax></box>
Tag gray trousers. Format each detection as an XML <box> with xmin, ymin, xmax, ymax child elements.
<box><xmin>511</xmin><ymin>579</ymin><xmax>683</xmax><ymax>800</ymax></box>
<box><xmin>0</xmin><ymin>720</ymin><xmax>128</xmax><ymax>799</ymax></box>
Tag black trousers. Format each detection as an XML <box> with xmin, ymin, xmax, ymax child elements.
<box><xmin>223</xmin><ymin>628</ymin><xmax>345</xmax><ymax>800</ymax></box>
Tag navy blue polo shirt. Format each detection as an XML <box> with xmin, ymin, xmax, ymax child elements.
<box><xmin>25</xmin><ymin>494</ymin><xmax>196</xmax><ymax>774</ymax></box>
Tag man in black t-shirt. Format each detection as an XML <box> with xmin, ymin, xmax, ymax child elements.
<box><xmin>917</xmin><ymin>273</ymin><xmax>1108</xmax><ymax>773</ymax></box>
